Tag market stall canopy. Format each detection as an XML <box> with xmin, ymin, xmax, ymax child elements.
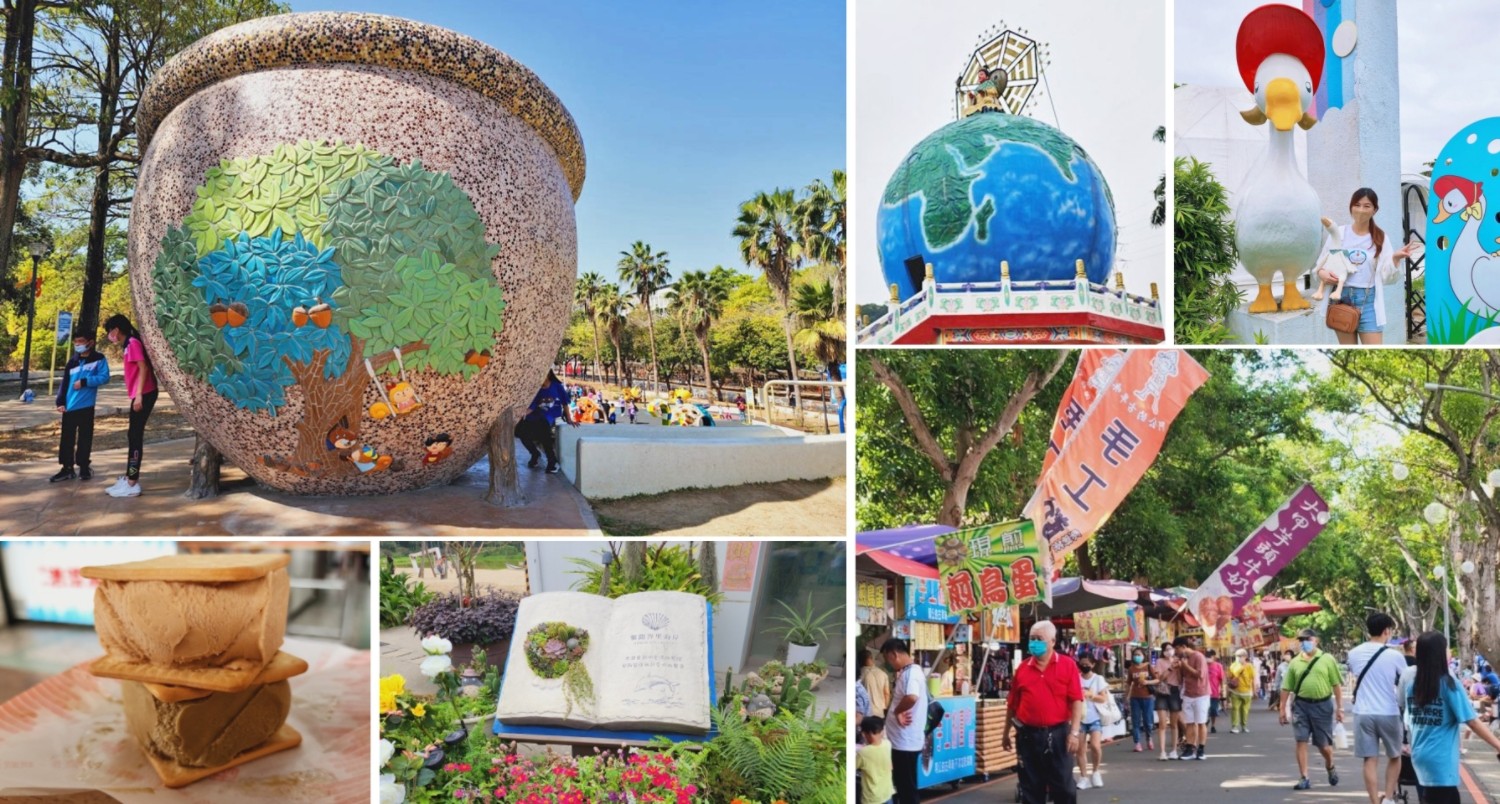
<box><xmin>1165</xmin><ymin>592</ymin><xmax>1322</xmax><ymax>626</ymax></box>
<box><xmin>854</xmin><ymin>524</ymin><xmax>957</xmax><ymax>580</ymax></box>
<box><xmin>856</xmin><ymin>548</ymin><xmax>939</xmax><ymax>580</ymax></box>
<box><xmin>855</xmin><ymin>524</ymin><xmax>958</xmax><ymax>565</ymax></box>
<box><xmin>1037</xmin><ymin>577</ymin><xmax>1142</xmax><ymax>617</ymax></box>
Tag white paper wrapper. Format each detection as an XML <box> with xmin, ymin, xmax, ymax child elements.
<box><xmin>0</xmin><ymin>637</ymin><xmax>370</xmax><ymax>803</ymax></box>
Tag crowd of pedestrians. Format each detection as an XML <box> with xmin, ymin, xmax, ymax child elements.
<box><xmin>854</xmin><ymin>612</ymin><xmax>1500</xmax><ymax>803</ymax></box>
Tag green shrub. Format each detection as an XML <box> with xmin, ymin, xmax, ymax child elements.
<box><xmin>380</xmin><ymin>565</ymin><xmax>436</xmax><ymax>628</ymax></box>
<box><xmin>1174</xmin><ymin>156</ymin><xmax>1243</xmax><ymax>344</ymax></box>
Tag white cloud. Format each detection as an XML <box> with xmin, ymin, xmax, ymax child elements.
<box><xmin>853</xmin><ymin>0</ymin><xmax>1167</xmax><ymax>303</ymax></box>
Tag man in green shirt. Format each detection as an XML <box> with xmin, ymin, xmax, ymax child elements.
<box><xmin>1280</xmin><ymin>627</ymin><xmax>1345</xmax><ymax>791</ymax></box>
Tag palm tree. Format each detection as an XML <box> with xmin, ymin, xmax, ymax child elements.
<box><xmin>799</xmin><ymin>170</ymin><xmax>846</xmax><ymax>316</ymax></box>
<box><xmin>667</xmin><ymin>267</ymin><xmax>733</xmax><ymax>400</ymax></box>
<box><xmin>574</xmin><ymin>272</ymin><xmax>609</xmax><ymax>381</ymax></box>
<box><xmin>733</xmin><ymin>189</ymin><xmax>805</xmax><ymax>411</ymax></box>
<box><xmin>793</xmin><ymin>280</ymin><xmax>845</xmax><ymax>382</ymax></box>
<box><xmin>596</xmin><ymin>285</ymin><xmax>631</xmax><ymax>387</ymax></box>
<box><xmin>617</xmin><ymin>241</ymin><xmax>671</xmax><ymax>391</ymax></box>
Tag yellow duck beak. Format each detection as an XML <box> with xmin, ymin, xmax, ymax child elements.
<box><xmin>1265</xmin><ymin>77</ymin><xmax>1303</xmax><ymax>131</ymax></box>
<box><xmin>1435</xmin><ymin>207</ymin><xmax>1452</xmax><ymax>224</ymax></box>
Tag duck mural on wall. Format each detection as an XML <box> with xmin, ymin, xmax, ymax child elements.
<box><xmin>1433</xmin><ymin>176</ymin><xmax>1500</xmax><ymax>317</ymax></box>
<box><xmin>1426</xmin><ymin>119</ymin><xmax>1500</xmax><ymax>343</ymax></box>
<box><xmin>1233</xmin><ymin>4</ymin><xmax>1326</xmax><ymax>314</ymax></box>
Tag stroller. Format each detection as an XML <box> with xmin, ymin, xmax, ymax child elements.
<box><xmin>1392</xmin><ymin>752</ymin><xmax>1419</xmax><ymax>804</ymax></box>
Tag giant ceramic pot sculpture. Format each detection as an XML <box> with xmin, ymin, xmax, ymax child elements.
<box><xmin>128</xmin><ymin>13</ymin><xmax>584</xmax><ymax>494</ymax></box>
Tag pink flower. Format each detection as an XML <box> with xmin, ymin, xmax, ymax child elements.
<box><xmin>623</xmin><ymin>768</ymin><xmax>643</xmax><ymax>783</ymax></box>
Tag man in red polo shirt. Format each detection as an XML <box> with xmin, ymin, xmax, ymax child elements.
<box><xmin>1002</xmin><ymin>619</ymin><xmax>1084</xmax><ymax>804</ymax></box>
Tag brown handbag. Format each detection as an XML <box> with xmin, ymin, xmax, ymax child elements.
<box><xmin>1325</xmin><ymin>300</ymin><xmax>1359</xmax><ymax>333</ymax></box>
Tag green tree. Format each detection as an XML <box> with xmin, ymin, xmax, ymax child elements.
<box><xmin>574</xmin><ymin>271</ymin><xmax>608</xmax><ymax>381</ymax></box>
<box><xmin>792</xmin><ymin>279</ymin><xmax>844</xmax><ymax>396</ymax></box>
<box><xmin>858</xmin><ymin>350</ymin><xmax>1070</xmax><ymax>526</ymax></box>
<box><xmin>734</xmin><ymin>188</ymin><xmax>805</xmax><ymax>410</ymax></box>
<box><xmin>1327</xmin><ymin>349</ymin><xmax>1500</xmax><ymax>661</ymax></box>
<box><xmin>1174</xmin><ymin>157</ymin><xmax>1242</xmax><ymax>344</ymax></box>
<box><xmin>617</xmin><ymin>240</ymin><xmax>670</xmax><ymax>391</ymax></box>
<box><xmin>799</xmin><ymin>170</ymin><xmax>845</xmax><ymax>316</ymax></box>
<box><xmin>596</xmin><ymin>284</ymin><xmax>631</xmax><ymax>387</ymax></box>
<box><xmin>31</xmin><ymin>0</ymin><xmax>288</xmax><ymax>334</ymax></box>
<box><xmin>667</xmin><ymin>266</ymin><xmax>732</xmax><ymax>400</ymax></box>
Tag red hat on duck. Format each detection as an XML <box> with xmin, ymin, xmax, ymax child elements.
<box><xmin>1235</xmin><ymin>4</ymin><xmax>1326</xmax><ymax>94</ymax></box>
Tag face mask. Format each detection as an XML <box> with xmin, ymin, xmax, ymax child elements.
<box><xmin>1133</xmin><ymin>656</ymin><xmax>1144</xmax><ymax>664</ymax></box>
<box><xmin>1301</xmin><ymin>640</ymin><xmax>1316</xmax><ymax>653</ymax></box>
<box><xmin>1080</xmin><ymin>665</ymin><xmax>1094</xmax><ymax>675</ymax></box>
<box><xmin>1027</xmin><ymin>639</ymin><xmax>1048</xmax><ymax>658</ymax></box>
<box><xmin>74</xmin><ymin>344</ymin><xmax>89</xmax><ymax>353</ymax></box>
<box><xmin>1164</xmin><ymin>649</ymin><xmax>1174</xmax><ymax>658</ymax></box>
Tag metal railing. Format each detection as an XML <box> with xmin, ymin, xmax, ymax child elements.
<box><xmin>760</xmin><ymin>379</ymin><xmax>847</xmax><ymax>434</ymax></box>
<box><xmin>1403</xmin><ymin>181</ymin><xmax>1429</xmax><ymax>342</ymax></box>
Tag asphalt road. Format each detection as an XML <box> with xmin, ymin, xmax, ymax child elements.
<box><xmin>927</xmin><ymin>704</ymin><xmax>1484</xmax><ymax>803</ymax></box>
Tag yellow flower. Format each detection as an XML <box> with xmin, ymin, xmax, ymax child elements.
<box><xmin>411</xmin><ymin>703</ymin><xmax>426</xmax><ymax>718</ymax></box>
<box><xmin>379</xmin><ymin>674</ymin><xmax>406</xmax><ymax>713</ymax></box>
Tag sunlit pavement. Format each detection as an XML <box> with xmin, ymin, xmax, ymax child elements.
<box><xmin>926</xmin><ymin>704</ymin><xmax>1486</xmax><ymax>803</ymax></box>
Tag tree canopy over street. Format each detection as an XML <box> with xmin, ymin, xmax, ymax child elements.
<box><xmin>858</xmin><ymin>349</ymin><xmax>1500</xmax><ymax>655</ymax></box>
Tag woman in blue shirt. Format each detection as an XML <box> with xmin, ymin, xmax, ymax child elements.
<box><xmin>1404</xmin><ymin>631</ymin><xmax>1500</xmax><ymax>803</ymax></box>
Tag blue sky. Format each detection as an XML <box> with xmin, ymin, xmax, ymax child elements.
<box><xmin>287</xmin><ymin>1</ymin><xmax>847</xmax><ymax>285</ymax></box>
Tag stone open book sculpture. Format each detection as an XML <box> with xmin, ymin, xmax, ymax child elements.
<box><xmin>494</xmin><ymin>590</ymin><xmax>712</xmax><ymax>734</ymax></box>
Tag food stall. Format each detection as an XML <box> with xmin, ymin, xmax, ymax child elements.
<box><xmin>855</xmin><ymin>526</ymin><xmax>980</xmax><ymax>790</ymax></box>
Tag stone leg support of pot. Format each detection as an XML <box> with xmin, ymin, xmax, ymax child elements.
<box><xmin>484</xmin><ymin>408</ymin><xmax>525</xmax><ymax>507</ymax></box>
<box><xmin>184</xmin><ymin>435</ymin><xmax>223</xmax><ymax>499</ymax></box>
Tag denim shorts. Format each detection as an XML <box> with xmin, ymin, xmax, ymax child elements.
<box><xmin>1080</xmin><ymin>720</ymin><xmax>1102</xmax><ymax>734</ymax></box>
<box><xmin>1339</xmin><ymin>285</ymin><xmax>1380</xmax><ymax>333</ymax></box>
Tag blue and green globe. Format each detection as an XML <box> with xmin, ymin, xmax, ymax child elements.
<box><xmin>877</xmin><ymin>112</ymin><xmax>1117</xmax><ymax>299</ymax></box>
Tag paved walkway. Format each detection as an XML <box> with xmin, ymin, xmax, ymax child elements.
<box><xmin>0</xmin><ymin>378</ymin><xmax>176</xmax><ymax>432</ymax></box>
<box><xmin>0</xmin><ymin>437</ymin><xmax>598</xmax><ymax>536</ymax></box>
<box><xmin>928</xmin><ymin>705</ymin><xmax>1485</xmax><ymax>803</ymax></box>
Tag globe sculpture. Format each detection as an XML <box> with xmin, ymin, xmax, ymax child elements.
<box><xmin>127</xmin><ymin>13</ymin><xmax>584</xmax><ymax>495</ymax></box>
<box><xmin>877</xmin><ymin>112</ymin><xmax>1116</xmax><ymax>300</ymax></box>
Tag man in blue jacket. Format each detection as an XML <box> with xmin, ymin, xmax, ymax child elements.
<box><xmin>52</xmin><ymin>329</ymin><xmax>110</xmax><ymax>482</ymax></box>
<box><xmin>517</xmin><ymin>369</ymin><xmax>576</xmax><ymax>473</ymax></box>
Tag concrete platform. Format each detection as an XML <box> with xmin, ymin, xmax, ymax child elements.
<box><xmin>0</xmin><ymin>437</ymin><xmax>598</xmax><ymax>536</ymax></box>
<box><xmin>557</xmin><ymin>422</ymin><xmax>846</xmax><ymax>499</ymax></box>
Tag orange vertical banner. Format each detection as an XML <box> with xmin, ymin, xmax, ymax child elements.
<box><xmin>1040</xmin><ymin>349</ymin><xmax>1126</xmax><ymax>477</ymax></box>
<box><xmin>1027</xmin><ymin>349</ymin><xmax>1209</xmax><ymax>565</ymax></box>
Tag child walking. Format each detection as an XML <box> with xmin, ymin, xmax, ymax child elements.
<box><xmin>51</xmin><ymin>330</ymin><xmax>109</xmax><ymax>482</ymax></box>
<box><xmin>102</xmin><ymin>314</ymin><xmax>156</xmax><ymax>498</ymax></box>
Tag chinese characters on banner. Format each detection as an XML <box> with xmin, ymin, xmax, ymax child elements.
<box><xmin>1041</xmin><ymin>349</ymin><xmax>1126</xmax><ymax>476</ymax></box>
<box><xmin>1027</xmin><ymin>350</ymin><xmax>1210</xmax><ymax>566</ymax></box>
<box><xmin>935</xmin><ymin>519</ymin><xmax>1046</xmax><ymax>617</ymax></box>
<box><xmin>857</xmin><ymin>576</ymin><xmax>889</xmax><ymax>626</ymax></box>
<box><xmin>1074</xmin><ymin>603</ymin><xmax>1133</xmax><ymax>646</ymax></box>
<box><xmin>1184</xmin><ymin>483</ymin><xmax>1329</xmax><ymax>637</ymax></box>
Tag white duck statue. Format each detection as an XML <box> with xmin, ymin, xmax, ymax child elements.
<box><xmin>1432</xmin><ymin>175</ymin><xmax>1500</xmax><ymax>315</ymax></box>
<box><xmin>1232</xmin><ymin>5</ymin><xmax>1326</xmax><ymax>314</ymax></box>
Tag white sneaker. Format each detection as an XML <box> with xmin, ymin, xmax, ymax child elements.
<box><xmin>1167</xmin><ymin>750</ymin><xmax>1178</xmax><ymax>760</ymax></box>
<box><xmin>1091</xmin><ymin>772</ymin><xmax>1102</xmax><ymax>788</ymax></box>
<box><xmin>1382</xmin><ymin>798</ymin><xmax>1398</xmax><ymax>804</ymax></box>
<box><xmin>1077</xmin><ymin>777</ymin><xmax>1092</xmax><ymax>790</ymax></box>
<box><xmin>1229</xmin><ymin>727</ymin><xmax>1239</xmax><ymax>734</ymax></box>
<box><xmin>107</xmin><ymin>481</ymin><xmax>141</xmax><ymax>498</ymax></box>
<box><xmin>105</xmin><ymin>476</ymin><xmax>127</xmax><ymax>493</ymax></box>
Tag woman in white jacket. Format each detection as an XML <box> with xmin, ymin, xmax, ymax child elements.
<box><xmin>1315</xmin><ymin>188</ymin><xmax>1421</xmax><ymax>345</ymax></box>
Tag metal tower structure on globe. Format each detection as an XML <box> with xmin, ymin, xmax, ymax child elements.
<box><xmin>953</xmin><ymin>24</ymin><xmax>1047</xmax><ymax>120</ymax></box>
<box><xmin>859</xmin><ymin>20</ymin><xmax>1163</xmax><ymax>347</ymax></box>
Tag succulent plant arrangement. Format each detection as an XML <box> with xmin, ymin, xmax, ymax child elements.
<box><xmin>523</xmin><ymin>621</ymin><xmax>594</xmax><ymax>717</ymax></box>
